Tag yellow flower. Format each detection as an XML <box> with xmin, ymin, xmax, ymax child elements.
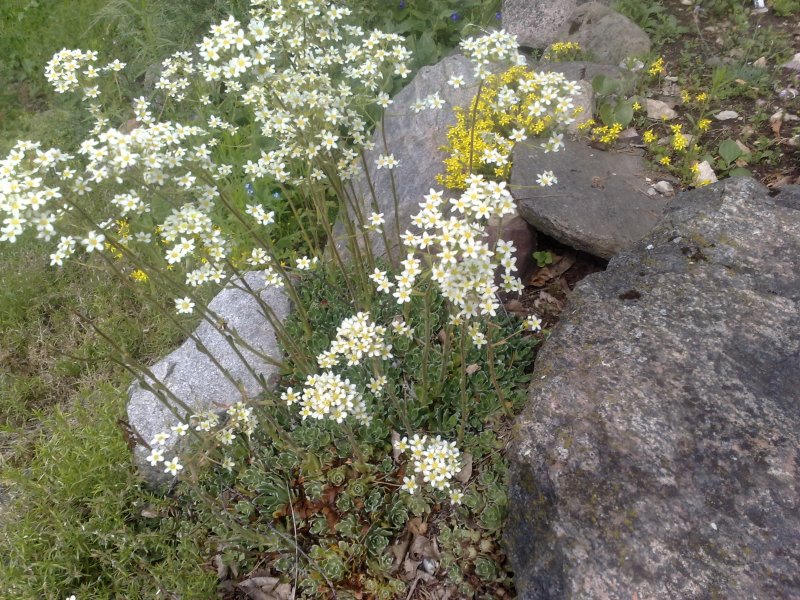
<box><xmin>632</xmin><ymin>101</ymin><xmax>641</xmax><ymax>111</ymax></box>
<box><xmin>648</xmin><ymin>57</ymin><xmax>665</xmax><ymax>76</ymax></box>
<box><xmin>695</xmin><ymin>92</ymin><xmax>708</xmax><ymax>103</ymax></box>
<box><xmin>690</xmin><ymin>162</ymin><xmax>700</xmax><ymax>174</ymax></box>
<box><xmin>697</xmin><ymin>118</ymin><xmax>711</xmax><ymax>132</ymax></box>
<box><xmin>130</xmin><ymin>269</ymin><xmax>148</xmax><ymax>282</ymax></box>
<box><xmin>642</xmin><ymin>130</ymin><xmax>656</xmax><ymax>144</ymax></box>
<box><xmin>680</xmin><ymin>90</ymin><xmax>691</xmax><ymax>104</ymax></box>
<box><xmin>659</xmin><ymin>156</ymin><xmax>671</xmax><ymax>166</ymax></box>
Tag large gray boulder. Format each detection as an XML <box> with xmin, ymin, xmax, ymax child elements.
<box><xmin>511</xmin><ymin>139</ymin><xmax>668</xmax><ymax>259</ymax></box>
<box><xmin>557</xmin><ymin>2</ymin><xmax>651</xmax><ymax>64</ymax></box>
<box><xmin>341</xmin><ymin>53</ymin><xmax>480</xmax><ymax>262</ymax></box>
<box><xmin>127</xmin><ymin>271</ymin><xmax>289</xmax><ymax>487</ymax></box>
<box><xmin>502</xmin><ymin>0</ymin><xmax>601</xmax><ymax>50</ymax></box>
<box><xmin>505</xmin><ymin>178</ymin><xmax>800</xmax><ymax>598</ymax></box>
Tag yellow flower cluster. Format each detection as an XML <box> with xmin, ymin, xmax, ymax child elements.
<box><xmin>670</xmin><ymin>124</ymin><xmax>686</xmax><ymax>151</ymax></box>
<box><xmin>105</xmin><ymin>219</ymin><xmax>129</xmax><ymax>260</ymax></box>
<box><xmin>648</xmin><ymin>57</ymin><xmax>665</xmax><ymax>77</ymax></box>
<box><xmin>698</xmin><ymin>118</ymin><xmax>711</xmax><ymax>132</ymax></box>
<box><xmin>437</xmin><ymin>65</ymin><xmax>578</xmax><ymax>190</ymax></box>
<box><xmin>590</xmin><ymin>122</ymin><xmax>624</xmax><ymax>145</ymax></box>
<box><xmin>542</xmin><ymin>41</ymin><xmax>582</xmax><ymax>61</ymax></box>
<box><xmin>130</xmin><ymin>269</ymin><xmax>148</xmax><ymax>282</ymax></box>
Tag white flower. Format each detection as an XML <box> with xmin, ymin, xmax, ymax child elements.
<box><xmin>536</xmin><ymin>171</ymin><xmax>557</xmax><ymax>186</ymax></box>
<box><xmin>375</xmin><ymin>154</ymin><xmax>399</xmax><ymax>170</ymax></box>
<box><xmin>81</xmin><ymin>231</ymin><xmax>105</xmax><ymax>252</ymax></box>
<box><xmin>163</xmin><ymin>457</ymin><xmax>183</xmax><ymax>476</ymax></box>
<box><xmin>175</xmin><ymin>297</ymin><xmax>195</xmax><ymax>314</ymax></box>
<box><xmin>524</xmin><ymin>315</ymin><xmax>543</xmax><ymax>332</ymax></box>
<box><xmin>447</xmin><ymin>74</ymin><xmax>466</xmax><ymax>88</ymax></box>
<box><xmin>146</xmin><ymin>448</ymin><xmax>165</xmax><ymax>466</ymax></box>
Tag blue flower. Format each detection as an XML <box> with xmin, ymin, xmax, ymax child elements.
<box><xmin>244</xmin><ymin>182</ymin><xmax>255</xmax><ymax>196</ymax></box>
<box><xmin>496</xmin><ymin>11</ymin><xmax>502</xmax><ymax>20</ymax></box>
<box><xmin>450</xmin><ymin>12</ymin><xmax>460</xmax><ymax>21</ymax></box>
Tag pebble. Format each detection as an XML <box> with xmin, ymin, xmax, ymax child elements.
<box><xmin>781</xmin><ymin>52</ymin><xmax>800</xmax><ymax>71</ymax></box>
<box><xmin>646</xmin><ymin>99</ymin><xmax>678</xmax><ymax>121</ymax></box>
<box><xmin>753</xmin><ymin>56</ymin><xmax>768</xmax><ymax>69</ymax></box>
<box><xmin>714</xmin><ymin>110</ymin><xmax>739</xmax><ymax>120</ymax></box>
<box><xmin>654</xmin><ymin>181</ymin><xmax>675</xmax><ymax>196</ymax></box>
<box><xmin>693</xmin><ymin>161</ymin><xmax>718</xmax><ymax>186</ymax></box>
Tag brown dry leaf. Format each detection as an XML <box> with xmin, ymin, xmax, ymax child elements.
<box><xmin>535</xmin><ymin>290</ymin><xmax>564</xmax><ymax>314</ymax></box>
<box><xmin>409</xmin><ymin>534</ymin><xmax>440</xmax><ymax>561</ymax></box>
<box><xmin>455</xmin><ymin>453</ymin><xmax>473</xmax><ymax>484</ymax></box>
<box><xmin>529</xmin><ymin>266</ymin><xmax>553</xmax><ymax>287</ymax></box>
<box><xmin>550</xmin><ymin>252</ymin><xmax>576</xmax><ymax>278</ymax></box>
<box><xmin>402</xmin><ymin>557</ymin><xmax>422</xmax><ymax>580</ymax></box>
<box><xmin>465</xmin><ymin>363</ymin><xmax>480</xmax><ymax>375</ymax></box>
<box><xmin>504</xmin><ymin>299</ymin><xmax>527</xmax><ymax>316</ymax></box>
<box><xmin>408</xmin><ymin>517</ymin><xmax>427</xmax><ymax>536</ymax></box>
<box><xmin>236</xmin><ymin>577</ymin><xmax>293</xmax><ymax>600</ymax></box>
<box><xmin>771</xmin><ymin>112</ymin><xmax>783</xmax><ymax>137</ymax></box>
<box><xmin>437</xmin><ymin>328</ymin><xmax>448</xmax><ymax>344</ymax></box>
<box><xmin>390</xmin><ymin>539</ymin><xmax>411</xmax><ymax>573</ymax></box>
<box><xmin>213</xmin><ymin>554</ymin><xmax>229</xmax><ymax>581</ymax></box>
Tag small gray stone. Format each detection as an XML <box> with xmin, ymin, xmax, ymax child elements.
<box><xmin>693</xmin><ymin>160</ymin><xmax>717</xmax><ymax>186</ymax></box>
<box><xmin>646</xmin><ymin>98</ymin><xmax>678</xmax><ymax>120</ymax></box>
<box><xmin>127</xmin><ymin>271</ymin><xmax>290</xmax><ymax>487</ymax></box>
<box><xmin>714</xmin><ymin>110</ymin><xmax>739</xmax><ymax>120</ymax></box>
<box><xmin>511</xmin><ymin>140</ymin><xmax>668</xmax><ymax>259</ymax></box>
<box><xmin>654</xmin><ymin>180</ymin><xmax>674</xmax><ymax>196</ymax></box>
<box><xmin>556</xmin><ymin>2</ymin><xmax>651</xmax><ymax>65</ymax></box>
<box><xmin>781</xmin><ymin>52</ymin><xmax>800</xmax><ymax>71</ymax></box>
<box><xmin>506</xmin><ymin>177</ymin><xmax>800</xmax><ymax>599</ymax></box>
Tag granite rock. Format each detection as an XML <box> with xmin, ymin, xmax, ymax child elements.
<box><xmin>502</xmin><ymin>0</ymin><xmax>602</xmax><ymax>50</ymax></box>
<box><xmin>557</xmin><ymin>2</ymin><xmax>651</xmax><ymax>65</ymax></box>
<box><xmin>506</xmin><ymin>178</ymin><xmax>800</xmax><ymax>599</ymax></box>
<box><xmin>127</xmin><ymin>271</ymin><xmax>290</xmax><ymax>487</ymax></box>
<box><xmin>340</xmin><ymin>53</ymin><xmax>480</xmax><ymax>262</ymax></box>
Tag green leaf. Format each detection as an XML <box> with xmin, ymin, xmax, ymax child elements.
<box><xmin>598</xmin><ymin>102</ymin><xmax>615</xmax><ymax>127</ymax></box>
<box><xmin>718</xmin><ymin>139</ymin><xmax>742</xmax><ymax>164</ymax></box>
<box><xmin>614</xmin><ymin>102</ymin><xmax>634</xmax><ymax>128</ymax></box>
<box><xmin>729</xmin><ymin>167</ymin><xmax>752</xmax><ymax>177</ymax></box>
<box><xmin>592</xmin><ymin>74</ymin><xmax>619</xmax><ymax>96</ymax></box>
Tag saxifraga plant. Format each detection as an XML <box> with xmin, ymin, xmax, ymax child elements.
<box><xmin>0</xmin><ymin>0</ymin><xmax>578</xmax><ymax>595</ymax></box>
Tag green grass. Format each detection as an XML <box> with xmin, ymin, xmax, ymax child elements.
<box><xmin>0</xmin><ymin>389</ymin><xmax>217</xmax><ymax>599</ymax></box>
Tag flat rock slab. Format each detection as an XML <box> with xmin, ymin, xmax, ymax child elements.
<box><xmin>511</xmin><ymin>139</ymin><xmax>667</xmax><ymax>259</ymax></box>
<box><xmin>505</xmin><ymin>178</ymin><xmax>800</xmax><ymax>599</ymax></box>
<box><xmin>127</xmin><ymin>271</ymin><xmax>289</xmax><ymax>487</ymax></box>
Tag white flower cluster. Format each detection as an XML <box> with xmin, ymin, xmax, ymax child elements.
<box><xmin>2</xmin><ymin>0</ymin><xmax>416</xmax><ymax>316</ymax></box>
<box><xmin>395</xmin><ymin>434</ymin><xmax>464</xmax><ymax>504</ymax></box>
<box><xmin>45</xmin><ymin>48</ymin><xmax>124</xmax><ymax>95</ymax></box>
<box><xmin>317</xmin><ymin>311</ymin><xmax>392</xmax><ymax>368</ymax></box>
<box><xmin>372</xmin><ymin>181</ymin><xmax>520</xmax><ymax>322</ymax></box>
<box><xmin>460</xmin><ymin>29</ymin><xmax>525</xmax><ymax>78</ymax></box>
<box><xmin>282</xmin><ymin>371</ymin><xmax>368</xmax><ymax>424</ymax></box>
<box><xmin>144</xmin><ymin>401</ymin><xmax>256</xmax><ymax>475</ymax></box>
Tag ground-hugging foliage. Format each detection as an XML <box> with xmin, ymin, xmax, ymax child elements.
<box><xmin>174</xmin><ymin>266</ymin><xmax>535</xmax><ymax>598</ymax></box>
